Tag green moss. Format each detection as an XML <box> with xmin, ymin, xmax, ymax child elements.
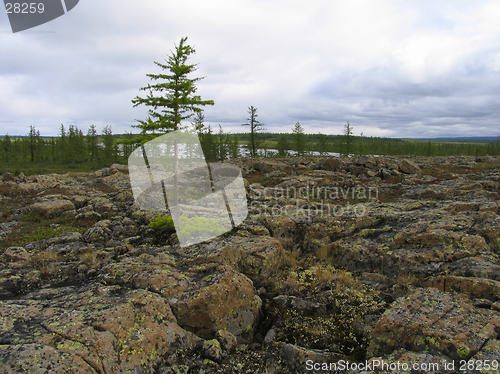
<box><xmin>16</xmin><ymin>226</ymin><xmax>72</xmax><ymax>244</ymax></box>
<box><xmin>148</xmin><ymin>214</ymin><xmax>175</xmax><ymax>234</ymax></box>
<box><xmin>457</xmin><ymin>345</ymin><xmax>470</xmax><ymax>358</ymax></box>
<box><xmin>148</xmin><ymin>214</ymin><xmax>176</xmax><ymax>243</ymax></box>
<box><xmin>425</xmin><ymin>336</ymin><xmax>440</xmax><ymax>348</ymax></box>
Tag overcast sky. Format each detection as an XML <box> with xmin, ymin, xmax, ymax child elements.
<box><xmin>1</xmin><ymin>0</ymin><xmax>500</xmax><ymax>138</ymax></box>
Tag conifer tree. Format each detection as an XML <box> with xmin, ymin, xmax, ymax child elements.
<box><xmin>59</xmin><ymin>124</ymin><xmax>67</xmax><ymax>162</ymax></box>
<box><xmin>28</xmin><ymin>125</ymin><xmax>37</xmax><ymax>162</ymax></box>
<box><xmin>87</xmin><ymin>124</ymin><xmax>99</xmax><ymax>161</ymax></box>
<box><xmin>131</xmin><ymin>37</ymin><xmax>214</xmax><ymax>142</ymax></box>
<box><xmin>191</xmin><ymin>111</ymin><xmax>206</xmax><ymax>133</ymax></box>
<box><xmin>102</xmin><ymin>125</ymin><xmax>116</xmax><ymax>163</ymax></box>
<box><xmin>292</xmin><ymin>121</ymin><xmax>305</xmax><ymax>156</ymax></box>
<box><xmin>200</xmin><ymin>125</ymin><xmax>216</xmax><ymax>162</ymax></box>
<box><xmin>229</xmin><ymin>134</ymin><xmax>240</xmax><ymax>159</ymax></box>
<box><xmin>358</xmin><ymin>131</ymin><xmax>365</xmax><ymax>155</ymax></box>
<box><xmin>2</xmin><ymin>134</ymin><xmax>11</xmax><ymax>163</ymax></box>
<box><xmin>242</xmin><ymin>106</ymin><xmax>264</xmax><ymax>157</ymax></box>
<box><xmin>343</xmin><ymin>121</ymin><xmax>353</xmax><ymax>157</ymax></box>
<box><xmin>277</xmin><ymin>133</ymin><xmax>289</xmax><ymax>157</ymax></box>
<box><xmin>215</xmin><ymin>124</ymin><xmax>229</xmax><ymax>161</ymax></box>
<box><xmin>317</xmin><ymin>133</ymin><xmax>328</xmax><ymax>155</ymax></box>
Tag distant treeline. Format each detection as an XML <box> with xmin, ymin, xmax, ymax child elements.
<box><xmin>0</xmin><ymin>125</ymin><xmax>137</xmax><ymax>175</ymax></box>
<box><xmin>1</xmin><ymin>125</ymin><xmax>499</xmax><ymax>175</ymax></box>
<box><xmin>236</xmin><ymin>132</ymin><xmax>500</xmax><ymax>158</ymax></box>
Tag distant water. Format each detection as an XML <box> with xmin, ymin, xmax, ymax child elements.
<box><xmin>238</xmin><ymin>146</ymin><xmax>341</xmax><ymax>158</ymax></box>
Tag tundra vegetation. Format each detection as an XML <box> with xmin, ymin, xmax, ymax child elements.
<box><xmin>1</xmin><ymin>155</ymin><xmax>500</xmax><ymax>372</ymax></box>
<box><xmin>1</xmin><ymin>128</ymin><xmax>500</xmax><ymax>176</ymax></box>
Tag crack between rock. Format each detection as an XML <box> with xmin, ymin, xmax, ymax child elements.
<box><xmin>39</xmin><ymin>322</ymin><xmax>107</xmax><ymax>374</ymax></box>
<box><xmin>475</xmin><ymin>337</ymin><xmax>490</xmax><ymax>355</ymax></box>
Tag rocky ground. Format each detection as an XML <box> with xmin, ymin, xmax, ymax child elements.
<box><xmin>1</xmin><ymin>155</ymin><xmax>500</xmax><ymax>373</ymax></box>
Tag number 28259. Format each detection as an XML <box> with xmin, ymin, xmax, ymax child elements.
<box><xmin>5</xmin><ymin>3</ymin><xmax>45</xmax><ymax>14</ymax></box>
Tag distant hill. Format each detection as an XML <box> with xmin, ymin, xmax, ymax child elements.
<box><xmin>401</xmin><ymin>136</ymin><xmax>499</xmax><ymax>142</ymax></box>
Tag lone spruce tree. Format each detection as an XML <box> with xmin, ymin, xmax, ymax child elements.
<box><xmin>131</xmin><ymin>37</ymin><xmax>214</xmax><ymax>142</ymax></box>
<box><xmin>292</xmin><ymin>121</ymin><xmax>306</xmax><ymax>156</ymax></box>
<box><xmin>343</xmin><ymin>121</ymin><xmax>353</xmax><ymax>157</ymax></box>
<box><xmin>242</xmin><ymin>106</ymin><xmax>264</xmax><ymax>157</ymax></box>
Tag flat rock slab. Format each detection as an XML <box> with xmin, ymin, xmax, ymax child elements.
<box><xmin>368</xmin><ymin>287</ymin><xmax>500</xmax><ymax>361</ymax></box>
<box><xmin>29</xmin><ymin>199</ymin><xmax>75</xmax><ymax>219</ymax></box>
<box><xmin>0</xmin><ymin>283</ymin><xmax>201</xmax><ymax>373</ymax></box>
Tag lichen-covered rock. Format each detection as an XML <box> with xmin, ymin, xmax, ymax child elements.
<box><xmin>184</xmin><ymin>235</ymin><xmax>288</xmax><ymax>286</ymax></box>
<box><xmin>399</xmin><ymin>159</ymin><xmax>421</xmax><ymax>174</ymax></box>
<box><xmin>29</xmin><ymin>199</ymin><xmax>76</xmax><ymax>219</ymax></box>
<box><xmin>4</xmin><ymin>246</ymin><xmax>29</xmax><ymax>262</ymax></box>
<box><xmin>0</xmin><ymin>284</ymin><xmax>202</xmax><ymax>373</ymax></box>
<box><xmin>91</xmin><ymin>196</ymin><xmax>118</xmax><ymax>218</ymax></box>
<box><xmin>46</xmin><ymin>232</ymin><xmax>83</xmax><ymax>246</ymax></box>
<box><xmin>170</xmin><ymin>267</ymin><xmax>262</xmax><ymax>343</ymax></box>
<box><xmin>2</xmin><ymin>172</ymin><xmax>15</xmax><ymax>182</ymax></box>
<box><xmin>83</xmin><ymin>220</ymin><xmax>113</xmax><ymax>245</ymax></box>
<box><xmin>70</xmin><ymin>195</ymin><xmax>88</xmax><ymax>209</ymax></box>
<box><xmin>110</xmin><ymin>163</ymin><xmax>129</xmax><ymax>174</ymax></box>
<box><xmin>0</xmin><ymin>343</ymin><xmax>95</xmax><ymax>374</ymax></box>
<box><xmin>353</xmin><ymin>155</ymin><xmax>377</xmax><ymax>169</ymax></box>
<box><xmin>443</xmin><ymin>256</ymin><xmax>500</xmax><ymax>280</ymax></box>
<box><xmin>215</xmin><ymin>329</ymin><xmax>238</xmax><ymax>352</ymax></box>
<box><xmin>472</xmin><ymin>339</ymin><xmax>500</xmax><ymax>373</ymax></box>
<box><xmin>100</xmin><ymin>257</ymin><xmax>262</xmax><ymax>343</ymax></box>
<box><xmin>319</xmin><ymin>157</ymin><xmax>343</xmax><ymax>171</ymax></box>
<box><xmin>356</xmin><ymin>349</ymin><xmax>454</xmax><ymax>374</ymax></box>
<box><xmin>368</xmin><ymin>287</ymin><xmax>500</xmax><ymax>360</ymax></box>
<box><xmin>274</xmin><ymin>342</ymin><xmax>344</xmax><ymax>372</ymax></box>
<box><xmin>0</xmin><ymin>221</ymin><xmax>18</xmax><ymax>238</ymax></box>
<box><xmin>422</xmin><ymin>275</ymin><xmax>500</xmax><ymax>302</ymax></box>
<box><xmin>196</xmin><ymin>339</ymin><xmax>223</xmax><ymax>362</ymax></box>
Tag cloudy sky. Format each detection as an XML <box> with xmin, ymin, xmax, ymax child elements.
<box><xmin>1</xmin><ymin>0</ymin><xmax>500</xmax><ymax>138</ymax></box>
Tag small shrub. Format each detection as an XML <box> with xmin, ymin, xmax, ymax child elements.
<box><xmin>316</xmin><ymin>245</ymin><xmax>329</xmax><ymax>261</ymax></box>
<box><xmin>17</xmin><ymin>227</ymin><xmax>69</xmax><ymax>244</ymax></box>
<box><xmin>286</xmin><ymin>250</ymin><xmax>300</xmax><ymax>269</ymax></box>
<box><xmin>397</xmin><ymin>271</ymin><xmax>418</xmax><ymax>290</ymax></box>
<box><xmin>276</xmin><ymin>232</ymin><xmax>294</xmax><ymax>252</ymax></box>
<box><xmin>31</xmin><ymin>249</ymin><xmax>60</xmax><ymax>279</ymax></box>
<box><xmin>20</xmin><ymin>210</ymin><xmax>45</xmax><ymax>223</ymax></box>
<box><xmin>79</xmin><ymin>247</ymin><xmax>99</xmax><ymax>268</ymax></box>
<box><xmin>315</xmin><ymin>265</ymin><xmax>334</xmax><ymax>283</ymax></box>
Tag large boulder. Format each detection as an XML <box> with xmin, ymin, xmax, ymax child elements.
<box><xmin>170</xmin><ymin>266</ymin><xmax>262</xmax><ymax>343</ymax></box>
<box><xmin>319</xmin><ymin>157</ymin><xmax>343</xmax><ymax>172</ymax></box>
<box><xmin>99</xmin><ymin>255</ymin><xmax>263</xmax><ymax>343</ymax></box>
<box><xmin>368</xmin><ymin>287</ymin><xmax>500</xmax><ymax>360</ymax></box>
<box><xmin>399</xmin><ymin>159</ymin><xmax>421</xmax><ymax>174</ymax></box>
<box><xmin>2</xmin><ymin>172</ymin><xmax>15</xmax><ymax>182</ymax></box>
<box><xmin>29</xmin><ymin>199</ymin><xmax>76</xmax><ymax>219</ymax></box>
<box><xmin>190</xmin><ymin>236</ymin><xmax>289</xmax><ymax>285</ymax></box>
<box><xmin>110</xmin><ymin>164</ymin><xmax>129</xmax><ymax>174</ymax></box>
<box><xmin>0</xmin><ymin>284</ymin><xmax>201</xmax><ymax>373</ymax></box>
<box><xmin>353</xmin><ymin>155</ymin><xmax>376</xmax><ymax>169</ymax></box>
